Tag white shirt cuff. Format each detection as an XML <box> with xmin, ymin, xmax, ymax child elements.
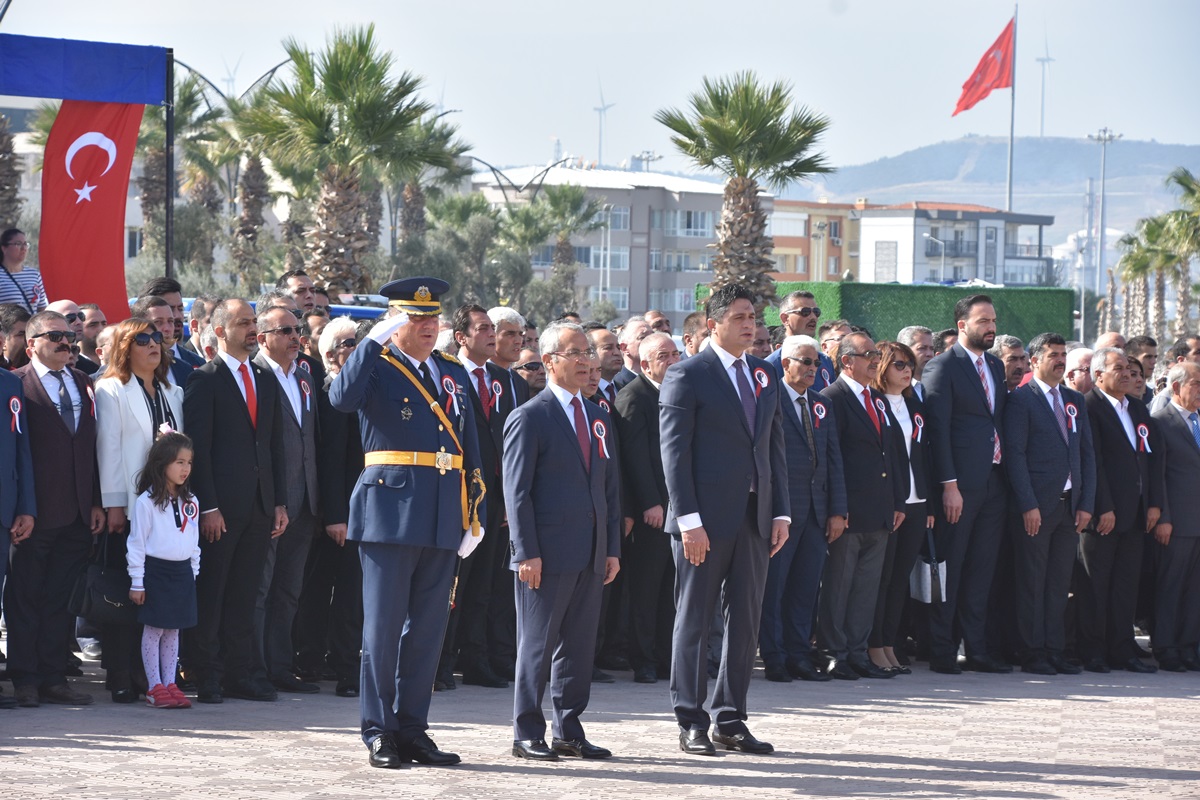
<box><xmin>773</xmin><ymin>516</ymin><xmax>791</xmax><ymax>524</ymax></box>
<box><xmin>677</xmin><ymin>512</ymin><xmax>703</xmax><ymax>532</ymax></box>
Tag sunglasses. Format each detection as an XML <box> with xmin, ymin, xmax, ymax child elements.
<box><xmin>335</xmin><ymin>338</ymin><xmax>357</xmax><ymax>350</ymax></box>
<box><xmin>30</xmin><ymin>330</ymin><xmax>77</xmax><ymax>343</ymax></box>
<box><xmin>891</xmin><ymin>360</ymin><xmax>914</xmax><ymax>371</ymax></box>
<box><xmin>845</xmin><ymin>350</ymin><xmax>882</xmax><ymax>361</ymax></box>
<box><xmin>786</xmin><ymin>356</ymin><xmax>816</xmax><ymax>366</ymax></box>
<box><xmin>133</xmin><ymin>330</ymin><xmax>164</xmax><ymax>346</ymax></box>
<box><xmin>262</xmin><ymin>326</ymin><xmax>301</xmax><ymax>337</ymax></box>
<box><xmin>516</xmin><ymin>361</ymin><xmax>544</xmax><ymax>372</ymax></box>
<box><xmin>783</xmin><ymin>307</ymin><xmax>821</xmax><ymax>319</ymax></box>
<box><xmin>62</xmin><ymin>312</ymin><xmax>84</xmax><ymax>324</ymax></box>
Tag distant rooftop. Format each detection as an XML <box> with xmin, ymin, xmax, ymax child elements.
<box><xmin>472</xmin><ymin>164</ymin><xmax>735</xmax><ymax>196</ymax></box>
<box><xmin>874</xmin><ymin>201</ymin><xmax>1007</xmax><ymax>213</ymax></box>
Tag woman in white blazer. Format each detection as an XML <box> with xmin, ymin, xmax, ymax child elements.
<box><xmin>94</xmin><ymin>318</ymin><xmax>185</xmax><ymax>703</ymax></box>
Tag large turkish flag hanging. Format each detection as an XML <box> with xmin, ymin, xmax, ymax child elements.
<box><xmin>40</xmin><ymin>100</ymin><xmax>144</xmax><ymax>321</ymax></box>
<box><xmin>952</xmin><ymin>18</ymin><xmax>1015</xmax><ymax>116</ymax></box>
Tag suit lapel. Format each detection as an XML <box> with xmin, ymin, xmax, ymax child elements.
<box><xmin>25</xmin><ymin>369</ymin><xmax>69</xmax><ymax>435</ymax></box>
<box><xmin>544</xmin><ymin>390</ymin><xmax>589</xmax><ymax>474</ymax></box>
<box><xmin>954</xmin><ymin>346</ymin><xmax>992</xmax><ymax>411</ymax></box>
<box><xmin>703</xmin><ymin>349</ymin><xmax>751</xmax><ymax>438</ymax></box>
<box><xmin>121</xmin><ymin>379</ymin><xmax>153</xmax><ymax>437</ymax></box>
<box><xmin>217</xmin><ymin>358</ymin><xmax>256</xmax><ymax>430</ymax></box>
<box><xmin>835</xmin><ymin>378</ymin><xmax>879</xmax><ymax>439</ymax></box>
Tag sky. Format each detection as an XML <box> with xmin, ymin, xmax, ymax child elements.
<box><xmin>4</xmin><ymin>0</ymin><xmax>1198</xmax><ymax>179</ymax></box>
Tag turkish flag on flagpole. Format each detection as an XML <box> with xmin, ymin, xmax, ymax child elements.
<box><xmin>40</xmin><ymin>100</ymin><xmax>144</xmax><ymax>322</ymax></box>
<box><xmin>952</xmin><ymin>18</ymin><xmax>1015</xmax><ymax>116</ymax></box>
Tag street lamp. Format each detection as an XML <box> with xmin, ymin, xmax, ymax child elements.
<box><xmin>923</xmin><ymin>233</ymin><xmax>946</xmax><ymax>283</ymax></box>
<box><xmin>1088</xmin><ymin>128</ymin><xmax>1122</xmax><ymax>301</ymax></box>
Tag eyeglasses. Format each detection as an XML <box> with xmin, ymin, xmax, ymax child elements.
<box><xmin>62</xmin><ymin>312</ymin><xmax>84</xmax><ymax>324</ymax></box>
<box><xmin>516</xmin><ymin>361</ymin><xmax>544</xmax><ymax>372</ymax></box>
<box><xmin>335</xmin><ymin>338</ymin><xmax>357</xmax><ymax>350</ymax></box>
<box><xmin>782</xmin><ymin>307</ymin><xmax>821</xmax><ymax>319</ymax></box>
<box><xmin>2</xmin><ymin>241</ymin><xmax>29</xmax><ymax>249</ymax></box>
<box><xmin>845</xmin><ymin>350</ymin><xmax>882</xmax><ymax>361</ymax></box>
<box><xmin>821</xmin><ymin>335</ymin><xmax>845</xmax><ymax>346</ymax></box>
<box><xmin>785</xmin><ymin>356</ymin><xmax>816</xmax><ymax>366</ymax></box>
<box><xmin>30</xmin><ymin>330</ymin><xmax>77</xmax><ymax>343</ymax></box>
<box><xmin>549</xmin><ymin>348</ymin><xmax>597</xmax><ymax>361</ymax></box>
<box><xmin>133</xmin><ymin>331</ymin><xmax>164</xmax><ymax>346</ymax></box>
<box><xmin>262</xmin><ymin>326</ymin><xmax>300</xmax><ymax>337</ymax></box>
<box><xmin>891</xmin><ymin>360</ymin><xmax>914</xmax><ymax>371</ymax></box>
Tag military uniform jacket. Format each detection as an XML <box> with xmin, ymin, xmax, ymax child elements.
<box><xmin>329</xmin><ymin>339</ymin><xmax>484</xmax><ymax>550</ymax></box>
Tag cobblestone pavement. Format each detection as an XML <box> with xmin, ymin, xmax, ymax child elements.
<box><xmin>3</xmin><ymin>649</ymin><xmax>1200</xmax><ymax>800</ymax></box>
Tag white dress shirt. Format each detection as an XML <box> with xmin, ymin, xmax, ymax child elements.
<box><xmin>32</xmin><ymin>356</ymin><xmax>82</xmax><ymax>428</ymax></box>
<box><xmin>958</xmin><ymin>341</ymin><xmax>997</xmax><ymax>409</ymax></box>
<box><xmin>217</xmin><ymin>349</ymin><xmax>257</xmax><ymax>403</ymax></box>
<box><xmin>886</xmin><ymin>393</ymin><xmax>925</xmax><ymax>504</ymax></box>
<box><xmin>547</xmin><ymin>381</ymin><xmax>590</xmax><ymax>439</ymax></box>
<box><xmin>1100</xmin><ymin>389</ymin><xmax>1137</xmax><ymax>448</ymax></box>
<box><xmin>262</xmin><ymin>353</ymin><xmax>303</xmax><ymax>421</ymax></box>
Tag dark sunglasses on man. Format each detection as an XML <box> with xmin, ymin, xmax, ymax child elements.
<box><xmin>785</xmin><ymin>355</ymin><xmax>816</xmax><ymax>366</ymax></box>
<box><xmin>133</xmin><ymin>330</ymin><xmax>165</xmax><ymax>347</ymax></box>
<box><xmin>516</xmin><ymin>361</ymin><xmax>544</xmax><ymax>372</ymax></box>
<box><xmin>782</xmin><ymin>306</ymin><xmax>821</xmax><ymax>319</ymax></box>
<box><xmin>30</xmin><ymin>330</ymin><xmax>77</xmax><ymax>344</ymax></box>
<box><xmin>62</xmin><ymin>312</ymin><xmax>84</xmax><ymax>324</ymax></box>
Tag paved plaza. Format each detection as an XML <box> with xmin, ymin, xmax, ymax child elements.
<box><xmin>3</xmin><ymin>643</ymin><xmax>1200</xmax><ymax>800</ymax></box>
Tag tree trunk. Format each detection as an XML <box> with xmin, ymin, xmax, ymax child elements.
<box><xmin>311</xmin><ymin>163</ymin><xmax>372</xmax><ymax>294</ymax></box>
<box><xmin>1107</xmin><ymin>268</ymin><xmax>1121</xmax><ymax>336</ymax></box>
<box><xmin>137</xmin><ymin>146</ymin><xmax>169</xmax><ymax>255</ymax></box>
<box><xmin>401</xmin><ymin>181</ymin><xmax>427</xmax><ymax>243</ymax></box>
<box><xmin>1175</xmin><ymin>260</ymin><xmax>1193</xmax><ymax>339</ymax></box>
<box><xmin>232</xmin><ymin>155</ymin><xmax>270</xmax><ymax>288</ymax></box>
<box><xmin>710</xmin><ymin>176</ymin><xmax>777</xmax><ymax>313</ymax></box>
<box><xmin>361</xmin><ymin>181</ymin><xmax>383</xmax><ymax>256</ymax></box>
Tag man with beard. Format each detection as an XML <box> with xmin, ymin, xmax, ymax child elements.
<box><xmin>140</xmin><ymin>277</ymin><xmax>206</xmax><ymax>371</ymax></box>
<box><xmin>922</xmin><ymin>295</ymin><xmax>1012</xmax><ymax>675</ymax></box>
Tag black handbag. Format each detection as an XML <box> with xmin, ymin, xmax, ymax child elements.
<box><xmin>68</xmin><ymin>532</ymin><xmax>139</xmax><ymax>626</ymax></box>
<box><xmin>909</xmin><ymin>526</ymin><xmax>947</xmax><ymax>604</ymax></box>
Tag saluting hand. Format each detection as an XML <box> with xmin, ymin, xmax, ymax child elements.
<box><xmin>681</xmin><ymin>526</ymin><xmax>710</xmax><ymax>566</ymax></box>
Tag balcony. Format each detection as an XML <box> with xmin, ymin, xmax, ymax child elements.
<box><xmin>925</xmin><ymin>239</ymin><xmax>978</xmax><ymax>258</ymax></box>
<box><xmin>1005</xmin><ymin>243</ymin><xmax>1051</xmax><ymax>258</ymax></box>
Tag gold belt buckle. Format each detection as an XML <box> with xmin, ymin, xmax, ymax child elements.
<box><xmin>435</xmin><ymin>451</ymin><xmax>454</xmax><ymax>474</ymax></box>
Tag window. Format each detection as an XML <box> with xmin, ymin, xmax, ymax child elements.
<box><xmin>665</xmin><ymin>209</ymin><xmax>715</xmax><ymax>238</ymax></box>
<box><xmin>590</xmin><ymin>246</ymin><xmax>629</xmax><ymax>271</ymax></box>
<box><xmin>649</xmin><ymin>249</ymin><xmax>662</xmax><ymax>271</ymax></box>
<box><xmin>827</xmin><ymin>255</ymin><xmax>840</xmax><ymax>276</ymax></box>
<box><xmin>651</xmin><ymin>209</ymin><xmax>663</xmax><ymax>230</ymax></box>
<box><xmin>874</xmin><ymin>241</ymin><xmax>898</xmax><ymax>282</ymax></box>
<box><xmin>533</xmin><ymin>245</ymin><xmax>590</xmax><ymax>266</ymax></box>
<box><xmin>609</xmin><ymin>206</ymin><xmax>630</xmax><ymax>231</ymax></box>
<box><xmin>127</xmin><ymin>229</ymin><xmax>143</xmax><ymax>258</ymax></box>
<box><xmin>588</xmin><ymin>285</ymin><xmax>628</xmax><ymax>310</ymax></box>
<box><xmin>648</xmin><ymin>288</ymin><xmax>697</xmax><ymax>312</ymax></box>
<box><xmin>828</xmin><ymin>220</ymin><xmax>841</xmax><ymax>239</ymax></box>
<box><xmin>796</xmin><ymin>254</ymin><xmax>808</xmax><ymax>274</ymax></box>
<box><xmin>663</xmin><ymin>250</ymin><xmax>690</xmax><ymax>271</ymax></box>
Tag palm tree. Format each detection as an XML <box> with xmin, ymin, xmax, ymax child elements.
<box><xmin>239</xmin><ymin>25</ymin><xmax>432</xmax><ymax>292</ymax></box>
<box><xmin>0</xmin><ymin>115</ymin><xmax>24</xmax><ymax>231</ymax></box>
<box><xmin>1118</xmin><ymin>215</ymin><xmax>1185</xmax><ymax>341</ymax></box>
<box><xmin>656</xmin><ymin>71</ymin><xmax>832</xmax><ymax>311</ymax></box>
<box><xmin>1165</xmin><ymin>167</ymin><xmax>1200</xmax><ymax>336</ymax></box>
<box><xmin>386</xmin><ymin>113</ymin><xmax>472</xmax><ymax>254</ymax></box>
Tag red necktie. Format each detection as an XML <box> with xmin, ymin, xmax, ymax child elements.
<box><xmin>238</xmin><ymin>362</ymin><xmax>257</xmax><ymax>428</ymax></box>
<box><xmin>606</xmin><ymin>383</ymin><xmax>616</xmax><ymax>407</ymax></box>
<box><xmin>473</xmin><ymin>367</ymin><xmax>491</xmax><ymax>421</ymax></box>
<box><xmin>571</xmin><ymin>397</ymin><xmax>591</xmax><ymax>472</ymax></box>
<box><xmin>862</xmin><ymin>388</ymin><xmax>881</xmax><ymax>437</ymax></box>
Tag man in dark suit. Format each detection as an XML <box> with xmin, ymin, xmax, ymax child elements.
<box><xmin>613</xmin><ymin>315</ymin><xmax>649</xmax><ymax>390</ymax></box>
<box><xmin>184</xmin><ymin>299</ymin><xmax>289</xmax><ymax>704</ymax></box>
<box><xmin>46</xmin><ymin>299</ymin><xmax>98</xmax><ymax>376</ymax></box>
<box><xmin>818</xmin><ymin>332</ymin><xmax>906</xmax><ymax>680</ymax></box>
<box><xmin>898</xmin><ymin>325</ymin><xmax>935</xmax><ymax>401</ymax></box>
<box><xmin>660</xmin><ymin>284</ymin><xmax>789</xmax><ymax>757</ymax></box>
<box><xmin>140</xmin><ymin>276</ymin><xmax>206</xmax><ymax>372</ymax></box>
<box><xmin>1079</xmin><ymin>347</ymin><xmax>1161</xmax><ymax>673</ymax></box>
<box><xmin>504</xmin><ymin>321</ymin><xmax>622</xmax><ymax>761</ymax></box>
<box><xmin>6</xmin><ymin>311</ymin><xmax>102</xmax><ymax>707</ymax></box>
<box><xmin>766</xmin><ymin>291</ymin><xmax>835</xmax><ymax>391</ymax></box>
<box><xmin>586</xmin><ymin>322</ymin><xmax>623</xmax><ymax>411</ymax></box>
<box><xmin>614</xmin><ymin>332</ymin><xmax>680</xmax><ymax>684</ymax></box>
<box><xmin>1004</xmin><ymin>332</ymin><xmax>1096</xmax><ymax>675</ymax></box>
<box><xmin>252</xmin><ymin>306</ymin><xmax>322</xmax><ymax>694</ymax></box>
<box><xmin>331</xmin><ymin>278</ymin><xmax>485</xmax><ymax>768</ymax></box>
<box><xmin>1148</xmin><ymin>362</ymin><xmax>1200</xmax><ymax>672</ymax></box>
<box><xmin>921</xmin><ymin>294</ymin><xmax>1013</xmax><ymax>674</ymax></box>
<box><xmin>0</xmin><ymin>364</ymin><xmax>34</xmax><ymax>708</ymax></box>
<box><xmin>759</xmin><ymin>335</ymin><xmax>846</xmax><ymax>683</ymax></box>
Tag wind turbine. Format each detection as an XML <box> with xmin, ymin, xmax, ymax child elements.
<box><xmin>594</xmin><ymin>81</ymin><xmax>615</xmax><ymax>168</ymax></box>
<box><xmin>1036</xmin><ymin>36</ymin><xmax>1055</xmax><ymax>137</ymax></box>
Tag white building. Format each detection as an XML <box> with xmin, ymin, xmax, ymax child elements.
<box><xmin>857</xmin><ymin>202</ymin><xmax>1055</xmax><ymax>286</ymax></box>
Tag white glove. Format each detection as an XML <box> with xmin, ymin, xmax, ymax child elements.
<box><xmin>368</xmin><ymin>312</ymin><xmax>408</xmax><ymax>344</ymax></box>
<box><xmin>458</xmin><ymin>525</ymin><xmax>485</xmax><ymax>559</ymax></box>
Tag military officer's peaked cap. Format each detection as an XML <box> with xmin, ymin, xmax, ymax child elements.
<box><xmin>380</xmin><ymin>277</ymin><xmax>449</xmax><ymax>317</ymax></box>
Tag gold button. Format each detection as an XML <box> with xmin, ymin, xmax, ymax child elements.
<box><xmin>438</xmin><ymin>425</ymin><xmax>444</xmax><ymax>431</ymax></box>
<box><xmin>440</xmin><ymin>446</ymin><xmax>446</xmax><ymax>452</ymax></box>
<box><xmin>404</xmin><ymin>397</ymin><xmax>409</xmax><ymax>402</ymax></box>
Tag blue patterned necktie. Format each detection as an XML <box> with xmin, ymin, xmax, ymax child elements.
<box><xmin>1189</xmin><ymin>412</ymin><xmax>1200</xmax><ymax>451</ymax></box>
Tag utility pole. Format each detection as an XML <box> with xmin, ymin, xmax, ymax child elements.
<box><xmin>1089</xmin><ymin>128</ymin><xmax>1122</xmax><ymax>312</ymax></box>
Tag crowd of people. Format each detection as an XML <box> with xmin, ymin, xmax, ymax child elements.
<box><xmin>0</xmin><ymin>223</ymin><xmax>1198</xmax><ymax>769</ymax></box>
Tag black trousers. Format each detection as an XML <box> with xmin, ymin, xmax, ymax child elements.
<box><xmin>294</xmin><ymin>531</ymin><xmax>363</xmax><ymax>681</ymax></box>
<box><xmin>1013</xmin><ymin>498</ymin><xmax>1078</xmax><ymax>657</ymax></box>
<box><xmin>184</xmin><ymin>505</ymin><xmax>272</xmax><ymax>687</ymax></box>
<box><xmin>1153</xmin><ymin>536</ymin><xmax>1200</xmax><ymax>656</ymax></box>
<box><xmin>870</xmin><ymin>502</ymin><xmax>927</xmax><ymax>649</ymax></box>
<box><xmin>4</xmin><ymin>516</ymin><xmax>92</xmax><ymax>689</ymax></box>
<box><xmin>97</xmin><ymin>529</ymin><xmax>144</xmax><ymax>689</ymax></box>
<box><xmin>445</xmin><ymin>492</ymin><xmax>506</xmax><ymax>672</ymax></box>
<box><xmin>624</xmin><ymin>520</ymin><xmax>675</xmax><ymax>672</ymax></box>
<box><xmin>1078</xmin><ymin>526</ymin><xmax>1143</xmax><ymax>662</ymax></box>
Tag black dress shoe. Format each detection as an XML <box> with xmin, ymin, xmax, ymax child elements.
<box><xmin>461</xmin><ymin>664</ymin><xmax>509</xmax><ymax>688</ymax></box>
<box><xmin>552</xmin><ymin>737</ymin><xmax>612</xmax><ymax>759</ymax></box>
<box><xmin>892</xmin><ymin>664</ymin><xmax>912</xmax><ymax>675</ymax></box>
<box><xmin>787</xmin><ymin>659</ymin><xmax>831</xmax><ymax>682</ymax></box>
<box><xmin>591</xmin><ymin>667</ymin><xmax>615</xmax><ymax>684</ymax></box>
<box><xmin>1180</xmin><ymin>655</ymin><xmax>1200</xmax><ymax>672</ymax></box>
<box><xmin>828</xmin><ymin>662</ymin><xmax>859</xmax><ymax>681</ymax></box>
<box><xmin>272</xmin><ymin>674</ymin><xmax>320</xmax><ymax>694</ymax></box>
<box><xmin>492</xmin><ymin>662</ymin><xmax>515</xmax><ymax>681</ymax></box>
<box><xmin>1047</xmin><ymin>655</ymin><xmax>1082</xmax><ymax>675</ymax></box>
<box><xmin>111</xmin><ymin>688</ymin><xmax>137</xmax><ymax>704</ymax></box>
<box><xmin>1158</xmin><ymin>656</ymin><xmax>1187</xmax><ymax>673</ymax></box>
<box><xmin>1083</xmin><ymin>656</ymin><xmax>1111</xmax><ymax>673</ymax></box>
<box><xmin>764</xmin><ymin>665</ymin><xmax>793</xmax><ymax>683</ymax></box>
<box><xmin>512</xmin><ymin>739</ymin><xmax>559</xmax><ymax>760</ymax></box>
<box><xmin>434</xmin><ymin>667</ymin><xmax>456</xmax><ymax>691</ymax></box>
<box><xmin>225</xmin><ymin>679</ymin><xmax>277</xmax><ymax>701</ymax></box>
<box><xmin>196</xmin><ymin>679</ymin><xmax>223</xmax><ymax>704</ymax></box>
<box><xmin>596</xmin><ymin>654</ymin><xmax>631</xmax><ymax>671</ymax></box>
<box><xmin>849</xmin><ymin>660</ymin><xmax>894</xmax><ymax>679</ymax></box>
<box><xmin>1120</xmin><ymin>658</ymin><xmax>1157</xmax><ymax>674</ymax></box>
<box><xmin>399</xmin><ymin>733</ymin><xmax>460</xmax><ymax>766</ymax></box>
<box><xmin>712</xmin><ymin>730</ymin><xmax>774</xmax><ymax>754</ymax></box>
<box><xmin>679</xmin><ymin>728</ymin><xmax>716</xmax><ymax>756</ymax></box>
<box><xmin>965</xmin><ymin>655</ymin><xmax>1013</xmax><ymax>673</ymax></box>
<box><xmin>633</xmin><ymin>666</ymin><xmax>658</xmax><ymax>684</ymax></box>
<box><xmin>335</xmin><ymin>680</ymin><xmax>360</xmax><ymax>697</ymax></box>
<box><xmin>369</xmin><ymin>735</ymin><xmax>405</xmax><ymax>769</ymax></box>
<box><xmin>1133</xmin><ymin>642</ymin><xmax>1152</xmax><ymax>659</ymax></box>
<box><xmin>1022</xmin><ymin>658</ymin><xmax>1056</xmax><ymax>676</ymax></box>
<box><xmin>40</xmin><ymin>683</ymin><xmax>93</xmax><ymax>705</ymax></box>
<box><xmin>930</xmin><ymin>660</ymin><xmax>962</xmax><ymax>675</ymax></box>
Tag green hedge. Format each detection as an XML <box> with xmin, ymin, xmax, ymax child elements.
<box><xmin>695</xmin><ymin>282</ymin><xmax>1076</xmax><ymax>344</ymax></box>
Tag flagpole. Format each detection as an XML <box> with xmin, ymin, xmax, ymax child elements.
<box><xmin>1006</xmin><ymin>5</ymin><xmax>1017</xmax><ymax>212</ymax></box>
<box><xmin>165</xmin><ymin>49</ymin><xmax>175</xmax><ymax>280</ymax></box>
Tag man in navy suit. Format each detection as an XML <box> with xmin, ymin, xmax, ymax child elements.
<box><xmin>330</xmin><ymin>278</ymin><xmax>484</xmax><ymax>768</ymax></box>
<box><xmin>504</xmin><ymin>321</ymin><xmax>621</xmax><ymax>761</ymax></box>
<box><xmin>759</xmin><ymin>335</ymin><xmax>846</xmax><ymax>683</ymax></box>
<box><xmin>660</xmin><ymin>284</ymin><xmax>789</xmax><ymax>757</ymax></box>
<box><xmin>921</xmin><ymin>294</ymin><xmax>1013</xmax><ymax>674</ymax></box>
<box><xmin>0</xmin><ymin>360</ymin><xmax>36</xmax><ymax>709</ymax></box>
<box><xmin>766</xmin><ymin>291</ymin><xmax>835</xmax><ymax>391</ymax></box>
<box><xmin>1004</xmin><ymin>332</ymin><xmax>1095</xmax><ymax>675</ymax></box>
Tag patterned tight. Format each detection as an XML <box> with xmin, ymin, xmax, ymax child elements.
<box><xmin>141</xmin><ymin>626</ymin><xmax>179</xmax><ymax>688</ymax></box>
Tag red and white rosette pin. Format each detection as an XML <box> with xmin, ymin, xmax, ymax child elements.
<box><xmin>875</xmin><ymin>397</ymin><xmax>890</xmax><ymax>426</ymax></box>
<box><xmin>9</xmin><ymin>396</ymin><xmax>21</xmax><ymax>433</ymax></box>
<box><xmin>441</xmin><ymin>375</ymin><xmax>459</xmax><ymax>417</ymax></box>
<box><xmin>1064</xmin><ymin>402</ymin><xmax>1078</xmax><ymax>433</ymax></box>
<box><xmin>913</xmin><ymin>412</ymin><xmax>925</xmax><ymax>443</ymax></box>
<box><xmin>1136</xmin><ymin>423</ymin><xmax>1152</xmax><ymax>453</ymax></box>
<box><xmin>821</xmin><ymin>368</ymin><xmax>831</xmax><ymax>386</ymax></box>
<box><xmin>598</xmin><ymin>397</ymin><xmax>611</xmax><ymax>413</ymax></box>
<box><xmin>592</xmin><ymin>419</ymin><xmax>610</xmax><ymax>459</ymax></box>
<box><xmin>299</xmin><ymin>378</ymin><xmax>311</xmax><ymax>413</ymax></box>
<box><xmin>181</xmin><ymin>500</ymin><xmax>198</xmax><ymax>533</ymax></box>
<box><xmin>812</xmin><ymin>400</ymin><xmax>826</xmax><ymax>429</ymax></box>
<box><xmin>491</xmin><ymin>379</ymin><xmax>503</xmax><ymax>413</ymax></box>
<box><xmin>753</xmin><ymin>367</ymin><xmax>770</xmax><ymax>398</ymax></box>
<box><xmin>86</xmin><ymin>384</ymin><xmax>96</xmax><ymax>418</ymax></box>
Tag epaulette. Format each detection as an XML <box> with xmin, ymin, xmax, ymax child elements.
<box><xmin>434</xmin><ymin>350</ymin><xmax>462</xmax><ymax>366</ymax></box>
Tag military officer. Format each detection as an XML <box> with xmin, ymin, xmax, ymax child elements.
<box><xmin>330</xmin><ymin>278</ymin><xmax>486</xmax><ymax>769</ymax></box>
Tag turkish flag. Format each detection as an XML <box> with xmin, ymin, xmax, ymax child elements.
<box><xmin>40</xmin><ymin>100</ymin><xmax>144</xmax><ymax>321</ymax></box>
<box><xmin>952</xmin><ymin>18</ymin><xmax>1015</xmax><ymax>116</ymax></box>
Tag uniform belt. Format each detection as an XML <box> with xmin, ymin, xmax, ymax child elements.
<box><xmin>364</xmin><ymin>450</ymin><xmax>463</xmax><ymax>471</ymax></box>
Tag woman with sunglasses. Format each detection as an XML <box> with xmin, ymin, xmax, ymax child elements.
<box><xmin>93</xmin><ymin>319</ymin><xmax>184</xmax><ymax>703</ymax></box>
<box><xmin>868</xmin><ymin>340</ymin><xmax>934</xmax><ymax>674</ymax></box>
<box><xmin>0</xmin><ymin>229</ymin><xmax>47</xmax><ymax>313</ymax></box>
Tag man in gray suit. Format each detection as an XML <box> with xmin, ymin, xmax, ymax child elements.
<box><xmin>1003</xmin><ymin>332</ymin><xmax>1095</xmax><ymax>676</ymax></box>
<box><xmin>1149</xmin><ymin>362</ymin><xmax>1200</xmax><ymax>672</ymax></box>
<box><xmin>254</xmin><ymin>305</ymin><xmax>323</xmax><ymax>694</ymax></box>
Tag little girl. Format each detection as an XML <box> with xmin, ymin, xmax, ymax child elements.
<box><xmin>127</xmin><ymin>431</ymin><xmax>201</xmax><ymax>709</ymax></box>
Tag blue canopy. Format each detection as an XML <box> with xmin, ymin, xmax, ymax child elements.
<box><xmin>0</xmin><ymin>33</ymin><xmax>167</xmax><ymax>105</ymax></box>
